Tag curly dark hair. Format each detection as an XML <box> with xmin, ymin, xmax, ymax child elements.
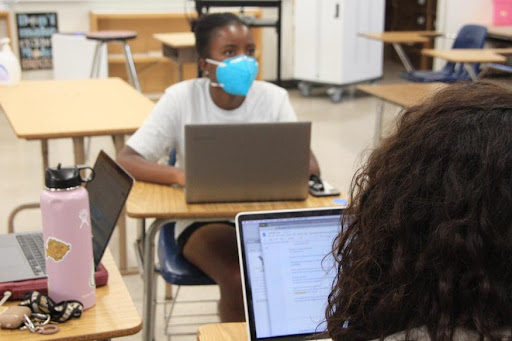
<box><xmin>193</xmin><ymin>12</ymin><xmax>247</xmax><ymax>58</ymax></box>
<box><xmin>325</xmin><ymin>82</ymin><xmax>512</xmax><ymax>340</ymax></box>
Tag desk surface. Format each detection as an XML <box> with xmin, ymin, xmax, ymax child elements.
<box><xmin>357</xmin><ymin>82</ymin><xmax>446</xmax><ymax>108</ymax></box>
<box><xmin>1</xmin><ymin>249</ymin><xmax>142</xmax><ymax>340</ymax></box>
<box><xmin>487</xmin><ymin>26</ymin><xmax>512</xmax><ymax>40</ymax></box>
<box><xmin>0</xmin><ymin>78</ymin><xmax>154</xmax><ymax>140</ymax></box>
<box><xmin>360</xmin><ymin>31</ymin><xmax>441</xmax><ymax>44</ymax></box>
<box><xmin>153</xmin><ymin>32</ymin><xmax>195</xmax><ymax>48</ymax></box>
<box><xmin>197</xmin><ymin>322</ymin><xmax>247</xmax><ymax>341</ymax></box>
<box><xmin>421</xmin><ymin>48</ymin><xmax>507</xmax><ymax>63</ymax></box>
<box><xmin>126</xmin><ymin>182</ymin><xmax>345</xmax><ymax>219</ymax></box>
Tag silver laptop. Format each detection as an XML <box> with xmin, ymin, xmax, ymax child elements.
<box><xmin>185</xmin><ymin>122</ymin><xmax>311</xmax><ymax>203</ymax></box>
<box><xmin>236</xmin><ymin>207</ymin><xmax>344</xmax><ymax>341</ymax></box>
<box><xmin>0</xmin><ymin>150</ymin><xmax>134</xmax><ymax>283</ymax></box>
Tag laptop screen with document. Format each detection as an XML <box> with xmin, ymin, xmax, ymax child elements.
<box><xmin>236</xmin><ymin>208</ymin><xmax>343</xmax><ymax>341</ymax></box>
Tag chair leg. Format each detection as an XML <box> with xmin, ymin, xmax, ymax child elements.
<box><xmin>122</xmin><ymin>42</ymin><xmax>141</xmax><ymax>92</ymax></box>
<box><xmin>165</xmin><ymin>283</ymin><xmax>173</xmax><ymax>300</ymax></box>
<box><xmin>90</xmin><ymin>41</ymin><xmax>102</xmax><ymax>78</ymax></box>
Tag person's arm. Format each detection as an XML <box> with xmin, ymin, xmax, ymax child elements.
<box><xmin>309</xmin><ymin>150</ymin><xmax>320</xmax><ymax>176</ymax></box>
<box><xmin>117</xmin><ymin>146</ymin><xmax>185</xmax><ymax>186</ymax></box>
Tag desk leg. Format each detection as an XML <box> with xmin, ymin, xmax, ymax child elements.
<box><xmin>111</xmin><ymin>134</ymin><xmax>136</xmax><ymax>274</ymax></box>
<box><xmin>374</xmin><ymin>100</ymin><xmax>384</xmax><ymax>146</ymax></box>
<box><xmin>41</xmin><ymin>139</ymin><xmax>49</xmax><ymax>173</ymax></box>
<box><xmin>143</xmin><ymin>218</ymin><xmax>169</xmax><ymax>341</ymax></box>
<box><xmin>392</xmin><ymin>43</ymin><xmax>415</xmax><ymax>72</ymax></box>
<box><xmin>463</xmin><ymin>63</ymin><xmax>479</xmax><ymax>82</ymax></box>
<box><xmin>72</xmin><ymin>137</ymin><xmax>86</xmax><ymax>165</ymax></box>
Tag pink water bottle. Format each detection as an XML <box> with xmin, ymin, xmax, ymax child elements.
<box><xmin>40</xmin><ymin>164</ymin><xmax>96</xmax><ymax>310</ymax></box>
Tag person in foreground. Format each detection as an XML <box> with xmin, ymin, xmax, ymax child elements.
<box><xmin>325</xmin><ymin>82</ymin><xmax>512</xmax><ymax>340</ymax></box>
<box><xmin>117</xmin><ymin>13</ymin><xmax>319</xmax><ymax>322</ymax></box>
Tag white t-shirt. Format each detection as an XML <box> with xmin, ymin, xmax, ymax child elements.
<box><xmin>127</xmin><ymin>78</ymin><xmax>298</xmax><ymax>239</ymax></box>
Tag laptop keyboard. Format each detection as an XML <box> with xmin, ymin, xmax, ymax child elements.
<box><xmin>16</xmin><ymin>233</ymin><xmax>46</xmax><ymax>276</ymax></box>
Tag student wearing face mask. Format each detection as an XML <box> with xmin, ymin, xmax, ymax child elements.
<box><xmin>117</xmin><ymin>12</ymin><xmax>320</xmax><ymax>322</ymax></box>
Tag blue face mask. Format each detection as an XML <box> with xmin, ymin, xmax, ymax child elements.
<box><xmin>206</xmin><ymin>55</ymin><xmax>259</xmax><ymax>96</ymax></box>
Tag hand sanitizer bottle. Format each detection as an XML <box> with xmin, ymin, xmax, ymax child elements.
<box><xmin>0</xmin><ymin>38</ymin><xmax>21</xmax><ymax>86</ymax></box>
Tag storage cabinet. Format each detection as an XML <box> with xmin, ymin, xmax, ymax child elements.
<box><xmin>294</xmin><ymin>0</ymin><xmax>385</xmax><ymax>101</ymax></box>
<box><xmin>385</xmin><ymin>0</ymin><xmax>437</xmax><ymax>69</ymax></box>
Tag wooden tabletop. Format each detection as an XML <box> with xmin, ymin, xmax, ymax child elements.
<box><xmin>126</xmin><ymin>181</ymin><xmax>346</xmax><ymax>219</ymax></box>
<box><xmin>360</xmin><ymin>31</ymin><xmax>441</xmax><ymax>44</ymax></box>
<box><xmin>357</xmin><ymin>82</ymin><xmax>446</xmax><ymax>108</ymax></box>
<box><xmin>1</xmin><ymin>249</ymin><xmax>142</xmax><ymax>340</ymax></box>
<box><xmin>197</xmin><ymin>322</ymin><xmax>247</xmax><ymax>341</ymax></box>
<box><xmin>487</xmin><ymin>26</ymin><xmax>512</xmax><ymax>40</ymax></box>
<box><xmin>0</xmin><ymin>78</ymin><xmax>154</xmax><ymax>140</ymax></box>
<box><xmin>421</xmin><ymin>48</ymin><xmax>507</xmax><ymax>63</ymax></box>
<box><xmin>153</xmin><ymin>32</ymin><xmax>195</xmax><ymax>48</ymax></box>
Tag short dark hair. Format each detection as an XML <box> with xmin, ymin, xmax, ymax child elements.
<box><xmin>193</xmin><ymin>12</ymin><xmax>247</xmax><ymax>58</ymax></box>
<box><xmin>325</xmin><ymin>82</ymin><xmax>512</xmax><ymax>340</ymax></box>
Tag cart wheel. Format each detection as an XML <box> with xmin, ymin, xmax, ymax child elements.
<box><xmin>327</xmin><ymin>87</ymin><xmax>343</xmax><ymax>103</ymax></box>
<box><xmin>298</xmin><ymin>81</ymin><xmax>312</xmax><ymax>97</ymax></box>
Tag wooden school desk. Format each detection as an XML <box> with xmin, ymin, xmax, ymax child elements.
<box><xmin>153</xmin><ymin>32</ymin><xmax>197</xmax><ymax>82</ymax></box>
<box><xmin>0</xmin><ymin>77</ymin><xmax>154</xmax><ymax>273</ymax></box>
<box><xmin>197</xmin><ymin>322</ymin><xmax>247</xmax><ymax>340</ymax></box>
<box><xmin>360</xmin><ymin>31</ymin><xmax>441</xmax><ymax>72</ymax></box>
<box><xmin>356</xmin><ymin>82</ymin><xmax>446</xmax><ymax>145</ymax></box>
<box><xmin>487</xmin><ymin>26</ymin><xmax>512</xmax><ymax>42</ymax></box>
<box><xmin>421</xmin><ymin>48</ymin><xmax>507</xmax><ymax>81</ymax></box>
<box><xmin>1</xmin><ymin>249</ymin><xmax>142</xmax><ymax>340</ymax></box>
<box><xmin>125</xmin><ymin>181</ymin><xmax>346</xmax><ymax>341</ymax></box>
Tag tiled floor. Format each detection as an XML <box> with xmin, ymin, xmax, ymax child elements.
<box><xmin>4</xmin><ymin>62</ymin><xmax>507</xmax><ymax>340</ymax></box>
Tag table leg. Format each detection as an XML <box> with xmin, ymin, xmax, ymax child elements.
<box><xmin>111</xmin><ymin>134</ymin><xmax>135</xmax><ymax>274</ymax></box>
<box><xmin>41</xmin><ymin>139</ymin><xmax>49</xmax><ymax>174</ymax></box>
<box><xmin>374</xmin><ymin>100</ymin><xmax>384</xmax><ymax>146</ymax></box>
<box><xmin>143</xmin><ymin>218</ymin><xmax>171</xmax><ymax>341</ymax></box>
<box><xmin>72</xmin><ymin>137</ymin><xmax>86</xmax><ymax>165</ymax></box>
<box><xmin>463</xmin><ymin>63</ymin><xmax>479</xmax><ymax>82</ymax></box>
<box><xmin>392</xmin><ymin>43</ymin><xmax>415</xmax><ymax>72</ymax></box>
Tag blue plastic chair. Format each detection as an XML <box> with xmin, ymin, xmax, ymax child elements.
<box><xmin>401</xmin><ymin>25</ymin><xmax>488</xmax><ymax>82</ymax></box>
<box><xmin>158</xmin><ymin>223</ymin><xmax>215</xmax><ymax>286</ymax></box>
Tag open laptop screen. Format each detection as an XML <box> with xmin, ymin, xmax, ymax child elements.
<box><xmin>87</xmin><ymin>150</ymin><xmax>134</xmax><ymax>269</ymax></box>
<box><xmin>236</xmin><ymin>208</ymin><xmax>343</xmax><ymax>340</ymax></box>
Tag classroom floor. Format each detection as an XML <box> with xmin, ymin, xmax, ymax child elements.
<box><xmin>1</xmin><ymin>62</ymin><xmax>509</xmax><ymax>340</ymax></box>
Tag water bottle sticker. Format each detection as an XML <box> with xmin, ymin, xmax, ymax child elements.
<box><xmin>46</xmin><ymin>237</ymin><xmax>71</xmax><ymax>262</ymax></box>
<box><xmin>89</xmin><ymin>261</ymin><xmax>96</xmax><ymax>288</ymax></box>
<box><xmin>78</xmin><ymin>209</ymin><xmax>89</xmax><ymax>230</ymax></box>
<box><xmin>0</xmin><ymin>65</ymin><xmax>8</xmax><ymax>81</ymax></box>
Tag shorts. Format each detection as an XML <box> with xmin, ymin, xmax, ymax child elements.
<box><xmin>176</xmin><ymin>220</ymin><xmax>236</xmax><ymax>253</ymax></box>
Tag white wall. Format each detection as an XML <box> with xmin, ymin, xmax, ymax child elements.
<box><xmin>434</xmin><ymin>0</ymin><xmax>492</xmax><ymax>69</ymax></box>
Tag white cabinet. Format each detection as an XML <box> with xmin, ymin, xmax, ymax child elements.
<box><xmin>294</xmin><ymin>0</ymin><xmax>385</xmax><ymax>100</ymax></box>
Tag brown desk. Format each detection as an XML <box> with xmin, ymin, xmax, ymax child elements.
<box><xmin>125</xmin><ymin>182</ymin><xmax>346</xmax><ymax>341</ymax></box>
<box><xmin>1</xmin><ymin>249</ymin><xmax>142</xmax><ymax>340</ymax></box>
<box><xmin>360</xmin><ymin>31</ymin><xmax>441</xmax><ymax>72</ymax></box>
<box><xmin>487</xmin><ymin>26</ymin><xmax>512</xmax><ymax>42</ymax></box>
<box><xmin>197</xmin><ymin>322</ymin><xmax>247</xmax><ymax>340</ymax></box>
<box><xmin>357</xmin><ymin>82</ymin><xmax>446</xmax><ymax>145</ymax></box>
<box><xmin>421</xmin><ymin>48</ymin><xmax>507</xmax><ymax>81</ymax></box>
<box><xmin>0</xmin><ymin>78</ymin><xmax>154</xmax><ymax>272</ymax></box>
<box><xmin>153</xmin><ymin>32</ymin><xmax>197</xmax><ymax>82</ymax></box>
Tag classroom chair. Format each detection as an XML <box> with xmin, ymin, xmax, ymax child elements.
<box><xmin>157</xmin><ymin>223</ymin><xmax>219</xmax><ymax>336</ymax></box>
<box><xmin>401</xmin><ymin>24</ymin><xmax>488</xmax><ymax>83</ymax></box>
<box><xmin>86</xmin><ymin>30</ymin><xmax>141</xmax><ymax>92</ymax></box>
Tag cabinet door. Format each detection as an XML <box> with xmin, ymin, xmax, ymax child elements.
<box><xmin>317</xmin><ymin>0</ymin><xmax>344</xmax><ymax>83</ymax></box>
<box><xmin>293</xmin><ymin>0</ymin><xmax>320</xmax><ymax>81</ymax></box>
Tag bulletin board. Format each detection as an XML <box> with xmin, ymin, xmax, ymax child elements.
<box><xmin>16</xmin><ymin>12</ymin><xmax>58</xmax><ymax>70</ymax></box>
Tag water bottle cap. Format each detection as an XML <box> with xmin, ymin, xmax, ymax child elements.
<box><xmin>44</xmin><ymin>164</ymin><xmax>95</xmax><ymax>189</ymax></box>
